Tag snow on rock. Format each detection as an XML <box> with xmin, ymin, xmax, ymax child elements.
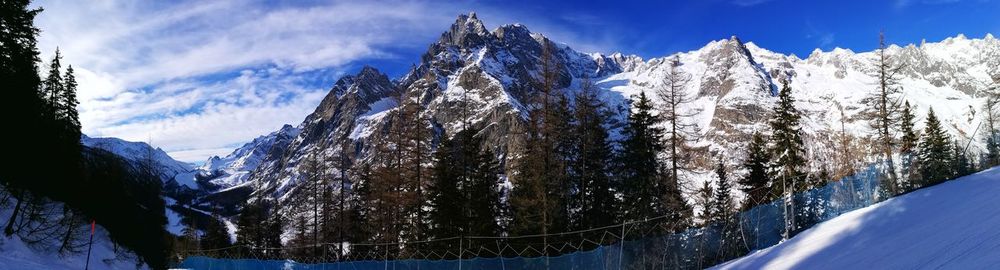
<box><xmin>82</xmin><ymin>135</ymin><xmax>194</xmax><ymax>186</ymax></box>
<box><xmin>713</xmin><ymin>166</ymin><xmax>1000</xmax><ymax>269</ymax></box>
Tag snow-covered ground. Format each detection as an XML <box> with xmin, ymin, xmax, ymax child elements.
<box><xmin>0</xmin><ymin>222</ymin><xmax>147</xmax><ymax>270</ymax></box>
<box><xmin>714</xmin><ymin>166</ymin><xmax>1000</xmax><ymax>269</ymax></box>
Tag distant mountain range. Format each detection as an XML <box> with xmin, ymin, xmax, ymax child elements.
<box><xmin>90</xmin><ymin>12</ymin><xmax>1000</xmax><ymax>230</ymax></box>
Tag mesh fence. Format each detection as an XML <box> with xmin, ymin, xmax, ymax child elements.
<box><xmin>177</xmin><ymin>165</ymin><xmax>884</xmax><ymax>270</ymax></box>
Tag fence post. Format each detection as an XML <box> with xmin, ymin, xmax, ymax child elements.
<box><xmin>618</xmin><ymin>221</ymin><xmax>625</xmax><ymax>270</ymax></box>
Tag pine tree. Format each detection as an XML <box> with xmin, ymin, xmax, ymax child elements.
<box><xmin>951</xmin><ymin>140</ymin><xmax>972</xmax><ymax>178</ymax></box>
<box><xmin>899</xmin><ymin>101</ymin><xmax>919</xmax><ymax>189</ymax></box>
<box><xmin>918</xmin><ymin>108</ymin><xmax>952</xmax><ymax>186</ymax></box>
<box><xmin>619</xmin><ymin>91</ymin><xmax>690</xmax><ymax>234</ymax></box>
<box><xmin>61</xmin><ymin>65</ymin><xmax>82</xmax><ymax>151</ymax></box>
<box><xmin>42</xmin><ymin>48</ymin><xmax>64</xmax><ymax>119</ymax></box>
<box><xmin>739</xmin><ymin>133</ymin><xmax>771</xmax><ymax>210</ymax></box>
<box><xmin>569</xmin><ymin>77</ymin><xmax>618</xmax><ymax>231</ymax></box>
<box><xmin>426</xmin><ymin>131</ymin><xmax>464</xmax><ymax>242</ymax></box>
<box><xmin>426</xmin><ymin>129</ymin><xmax>503</xmax><ymax>256</ymax></box>
<box><xmin>768</xmin><ymin>81</ymin><xmax>808</xmax><ymax>238</ymax></box>
<box><xmin>769</xmin><ymin>81</ymin><xmax>808</xmax><ymax>196</ymax></box>
<box><xmin>862</xmin><ymin>31</ymin><xmax>904</xmax><ymax>195</ymax></box>
<box><xmin>709</xmin><ymin>159</ymin><xmax>734</xmax><ymax>225</ymax></box>
<box><xmin>708</xmin><ymin>157</ymin><xmax>745</xmax><ymax>262</ymax></box>
<box><xmin>200</xmin><ymin>218</ymin><xmax>233</xmax><ymax>256</ymax></box>
<box><xmin>695</xmin><ymin>180</ymin><xmax>714</xmax><ymax>225</ymax></box>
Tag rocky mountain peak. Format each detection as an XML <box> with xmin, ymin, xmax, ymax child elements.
<box><xmin>439</xmin><ymin>12</ymin><xmax>492</xmax><ymax>49</ymax></box>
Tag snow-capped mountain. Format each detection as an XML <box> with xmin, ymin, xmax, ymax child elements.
<box><xmin>218</xmin><ymin>13</ymin><xmax>997</xmax><ymax>211</ymax></box>
<box><xmin>198</xmin><ymin>124</ymin><xmax>300</xmax><ymax>190</ymax></box>
<box><xmin>82</xmin><ymin>135</ymin><xmax>197</xmax><ymax>189</ymax></box>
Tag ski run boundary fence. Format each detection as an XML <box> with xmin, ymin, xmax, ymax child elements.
<box><xmin>178</xmin><ymin>165</ymin><xmax>885</xmax><ymax>270</ymax></box>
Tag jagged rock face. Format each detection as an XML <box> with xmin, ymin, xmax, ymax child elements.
<box><xmin>232</xmin><ymin>13</ymin><xmax>1000</xmax><ymax>207</ymax></box>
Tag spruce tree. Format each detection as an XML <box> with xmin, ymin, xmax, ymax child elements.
<box><xmin>951</xmin><ymin>140</ymin><xmax>972</xmax><ymax>178</ymax></box>
<box><xmin>918</xmin><ymin>108</ymin><xmax>952</xmax><ymax>186</ymax></box>
<box><xmin>42</xmin><ymin>48</ymin><xmax>64</xmax><ymax>118</ymax></box>
<box><xmin>709</xmin><ymin>157</ymin><xmax>745</xmax><ymax>262</ymax></box>
<box><xmin>769</xmin><ymin>81</ymin><xmax>808</xmax><ymax>196</ymax></box>
<box><xmin>709</xmin><ymin>158</ymin><xmax>734</xmax><ymax>225</ymax></box>
<box><xmin>899</xmin><ymin>101</ymin><xmax>919</xmax><ymax>189</ymax></box>
<box><xmin>619</xmin><ymin>91</ymin><xmax>690</xmax><ymax>233</ymax></box>
<box><xmin>61</xmin><ymin>65</ymin><xmax>82</xmax><ymax>156</ymax></box>
<box><xmin>739</xmin><ymin>133</ymin><xmax>771</xmax><ymax>210</ymax></box>
<box><xmin>768</xmin><ymin>81</ymin><xmax>808</xmax><ymax>238</ymax></box>
<box><xmin>569</xmin><ymin>78</ymin><xmax>618</xmax><ymax>231</ymax></box>
<box><xmin>695</xmin><ymin>180</ymin><xmax>714</xmax><ymax>225</ymax></box>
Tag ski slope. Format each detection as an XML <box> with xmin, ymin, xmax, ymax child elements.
<box><xmin>714</xmin><ymin>166</ymin><xmax>1000</xmax><ymax>269</ymax></box>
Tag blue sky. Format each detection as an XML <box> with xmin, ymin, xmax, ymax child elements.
<box><xmin>33</xmin><ymin>0</ymin><xmax>999</xmax><ymax>162</ymax></box>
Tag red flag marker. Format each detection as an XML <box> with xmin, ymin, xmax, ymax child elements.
<box><xmin>86</xmin><ymin>219</ymin><xmax>95</xmax><ymax>270</ymax></box>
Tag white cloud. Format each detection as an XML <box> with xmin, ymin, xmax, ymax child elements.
<box><xmin>31</xmin><ymin>0</ymin><xmax>616</xmax><ymax>163</ymax></box>
<box><xmin>32</xmin><ymin>0</ymin><xmax>467</xmax><ymax>162</ymax></box>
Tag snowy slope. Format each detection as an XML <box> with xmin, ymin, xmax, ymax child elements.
<box><xmin>82</xmin><ymin>135</ymin><xmax>196</xmax><ymax>188</ymax></box>
<box><xmin>713</xmin><ymin>166</ymin><xmax>1000</xmax><ymax>269</ymax></box>
<box><xmin>197</xmin><ymin>124</ymin><xmax>300</xmax><ymax>189</ymax></box>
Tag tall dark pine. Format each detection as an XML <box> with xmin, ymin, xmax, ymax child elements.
<box><xmin>709</xmin><ymin>159</ymin><xmax>734</xmax><ymax>225</ymax></box>
<box><xmin>899</xmin><ymin>101</ymin><xmax>919</xmax><ymax>189</ymax></box>
<box><xmin>768</xmin><ymin>81</ymin><xmax>808</xmax><ymax>238</ymax></box>
<box><xmin>61</xmin><ymin>65</ymin><xmax>82</xmax><ymax>151</ymax></box>
<box><xmin>569</xmin><ymin>78</ymin><xmax>618</xmax><ymax>231</ymax></box>
<box><xmin>426</xmin><ymin>129</ymin><xmax>503</xmax><ymax>255</ymax></box>
<box><xmin>739</xmin><ymin>133</ymin><xmax>771</xmax><ymax>210</ymax></box>
<box><xmin>708</xmin><ymin>157</ymin><xmax>745</xmax><ymax>262</ymax></box>
<box><xmin>619</xmin><ymin>91</ymin><xmax>690</xmax><ymax>233</ymax></box>
<box><xmin>951</xmin><ymin>140</ymin><xmax>972</xmax><ymax>179</ymax></box>
<box><xmin>918</xmin><ymin>108</ymin><xmax>952</xmax><ymax>186</ymax></box>
<box><xmin>769</xmin><ymin>81</ymin><xmax>808</xmax><ymax>196</ymax></box>
<box><xmin>42</xmin><ymin>48</ymin><xmax>64</xmax><ymax>118</ymax></box>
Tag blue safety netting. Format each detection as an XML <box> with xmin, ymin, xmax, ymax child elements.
<box><xmin>178</xmin><ymin>165</ymin><xmax>884</xmax><ymax>270</ymax></box>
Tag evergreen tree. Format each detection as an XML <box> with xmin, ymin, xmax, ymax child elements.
<box><xmin>769</xmin><ymin>81</ymin><xmax>808</xmax><ymax>196</ymax></box>
<box><xmin>426</xmin><ymin>131</ymin><xmax>464</xmax><ymax>242</ymax></box>
<box><xmin>739</xmin><ymin>133</ymin><xmax>771</xmax><ymax>210</ymax></box>
<box><xmin>918</xmin><ymin>108</ymin><xmax>952</xmax><ymax>186</ymax></box>
<box><xmin>694</xmin><ymin>180</ymin><xmax>714</xmax><ymax>225</ymax></box>
<box><xmin>569</xmin><ymin>77</ymin><xmax>618</xmax><ymax>231</ymax></box>
<box><xmin>619</xmin><ymin>91</ymin><xmax>690</xmax><ymax>234</ymax></box>
<box><xmin>951</xmin><ymin>140</ymin><xmax>972</xmax><ymax>178</ymax></box>
<box><xmin>709</xmin><ymin>159</ymin><xmax>734</xmax><ymax>225</ymax></box>
<box><xmin>426</xmin><ymin>129</ymin><xmax>503</xmax><ymax>256</ymax></box>
<box><xmin>199</xmin><ymin>218</ymin><xmax>233</xmax><ymax>256</ymax></box>
<box><xmin>899</xmin><ymin>101</ymin><xmax>919</xmax><ymax>189</ymax></box>
<box><xmin>61</xmin><ymin>65</ymin><xmax>82</xmax><ymax>151</ymax></box>
<box><xmin>768</xmin><ymin>81</ymin><xmax>808</xmax><ymax>238</ymax></box>
<box><xmin>708</xmin><ymin>158</ymin><xmax>745</xmax><ymax>262</ymax></box>
<box><xmin>42</xmin><ymin>48</ymin><xmax>64</xmax><ymax>118</ymax></box>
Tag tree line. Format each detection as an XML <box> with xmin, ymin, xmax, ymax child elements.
<box><xmin>1</xmin><ymin>1</ymin><xmax>171</xmax><ymax>269</ymax></box>
<box><xmin>221</xmin><ymin>32</ymin><xmax>1000</xmax><ymax>268</ymax></box>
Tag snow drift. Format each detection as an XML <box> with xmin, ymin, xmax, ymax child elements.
<box><xmin>714</xmin><ymin>166</ymin><xmax>1000</xmax><ymax>269</ymax></box>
